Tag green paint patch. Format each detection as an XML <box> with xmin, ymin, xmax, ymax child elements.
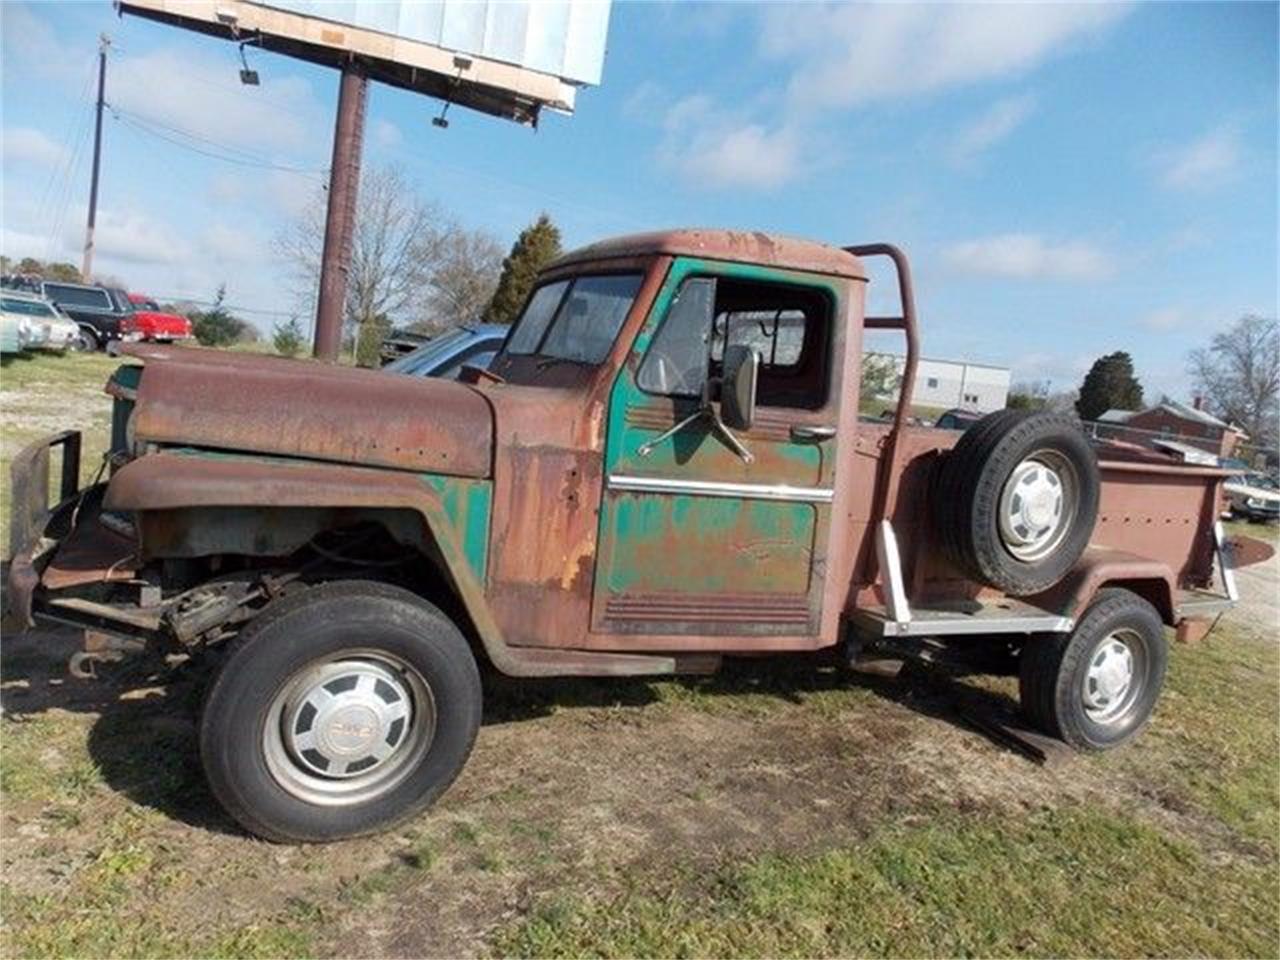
<box><xmin>601</xmin><ymin>494</ymin><xmax>814</xmax><ymax>594</ymax></box>
<box><xmin>421</xmin><ymin>473</ymin><xmax>492</xmax><ymax>583</ymax></box>
<box><xmin>496</xmin><ymin>806</ymin><xmax>1279</xmax><ymax>959</ymax></box>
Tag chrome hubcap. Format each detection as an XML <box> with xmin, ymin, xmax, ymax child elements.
<box><xmin>998</xmin><ymin>452</ymin><xmax>1077</xmax><ymax>562</ymax></box>
<box><xmin>285</xmin><ymin>661</ymin><xmax>411</xmax><ymax>778</ymax></box>
<box><xmin>264</xmin><ymin>652</ymin><xmax>435</xmax><ymax>806</ymax></box>
<box><xmin>1082</xmin><ymin>630</ymin><xmax>1142</xmax><ymax>724</ymax></box>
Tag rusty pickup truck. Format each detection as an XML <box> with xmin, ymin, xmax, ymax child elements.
<box><xmin>6</xmin><ymin>230</ymin><xmax>1269</xmax><ymax>843</ymax></box>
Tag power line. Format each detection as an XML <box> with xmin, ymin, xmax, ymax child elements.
<box><xmin>109</xmin><ymin>48</ymin><xmax>312</xmax><ymax>120</ymax></box>
<box><xmin>146</xmin><ymin>293</ymin><xmax>297</xmax><ymax>318</ymax></box>
<box><xmin>106</xmin><ymin>104</ymin><xmax>328</xmax><ymax>177</ymax></box>
<box><xmin>109</xmin><ymin>102</ymin><xmax>308</xmax><ymax>166</ymax></box>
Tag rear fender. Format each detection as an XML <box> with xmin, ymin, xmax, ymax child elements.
<box><xmin>104</xmin><ymin>451</ymin><xmax>504</xmax><ymax>653</ymax></box>
<box><xmin>1033</xmin><ymin>547</ymin><xmax>1178</xmax><ymax>626</ymax></box>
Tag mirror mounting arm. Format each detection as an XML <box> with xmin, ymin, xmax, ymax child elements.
<box><xmin>707</xmin><ymin>414</ymin><xmax>754</xmax><ymax>464</ymax></box>
<box><xmin>637</xmin><ymin>409</ymin><xmax>705</xmax><ymax>458</ymax></box>
<box><xmin>636</xmin><ymin>406</ymin><xmax>754</xmax><ymax>464</ymax></box>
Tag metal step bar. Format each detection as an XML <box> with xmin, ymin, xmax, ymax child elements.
<box><xmin>854</xmin><ymin>518</ymin><xmax>1239</xmax><ymax>640</ymax></box>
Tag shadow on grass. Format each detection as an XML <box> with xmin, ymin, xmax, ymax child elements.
<box><xmin>0</xmin><ymin>608</ymin><xmax>1038</xmax><ymax>839</ymax></box>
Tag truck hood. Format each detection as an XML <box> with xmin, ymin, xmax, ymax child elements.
<box><xmin>121</xmin><ymin>344</ymin><xmax>493</xmax><ymax>478</ymax></box>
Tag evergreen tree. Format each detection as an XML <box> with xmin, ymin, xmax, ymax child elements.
<box><xmin>191</xmin><ymin>285</ymin><xmax>251</xmax><ymax>347</ymax></box>
<box><xmin>1075</xmin><ymin>351</ymin><xmax>1144</xmax><ymax>421</ymax></box>
<box><xmin>481</xmin><ymin>214</ymin><xmax>562</xmax><ymax>325</ymax></box>
<box><xmin>272</xmin><ymin>317</ymin><xmax>305</xmax><ymax>357</ymax></box>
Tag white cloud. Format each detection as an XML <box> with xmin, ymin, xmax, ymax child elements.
<box><xmin>948</xmin><ymin>94</ymin><xmax>1036</xmax><ymax>166</ymax></box>
<box><xmin>64</xmin><ymin>207</ymin><xmax>192</xmax><ymax>268</ymax></box>
<box><xmin>1015</xmin><ymin>350</ymin><xmax>1094</xmax><ymax>382</ymax></box>
<box><xmin>657</xmin><ymin>96</ymin><xmax>803</xmax><ymax>189</ymax></box>
<box><xmin>200</xmin><ymin>223</ymin><xmax>262</xmax><ymax>263</ymax></box>
<box><xmin>760</xmin><ymin>3</ymin><xmax>1129</xmax><ymax>108</ymax></box>
<box><xmin>2</xmin><ymin>127</ymin><xmax>70</xmax><ymax>167</ymax></box>
<box><xmin>622</xmin><ymin>80</ymin><xmax>665</xmax><ymax>121</ymax></box>
<box><xmin>651</xmin><ymin>3</ymin><xmax>1128</xmax><ymax>192</ymax></box>
<box><xmin>206</xmin><ymin>171</ymin><xmax>250</xmax><ymax>205</ymax></box>
<box><xmin>1</xmin><ymin>4</ymin><xmax>63</xmax><ymax>78</ymax></box>
<box><xmin>264</xmin><ymin>169</ymin><xmax>321</xmax><ymax>218</ymax></box>
<box><xmin>1155</xmin><ymin>125</ymin><xmax>1241</xmax><ymax>189</ymax></box>
<box><xmin>944</xmin><ymin>233</ymin><xmax>1112</xmax><ymax>280</ymax></box>
<box><xmin>109</xmin><ymin>49</ymin><xmax>323</xmax><ymax>155</ymax></box>
<box><xmin>372</xmin><ymin>119</ymin><xmax>402</xmax><ymax>149</ymax></box>
<box><xmin>1137</xmin><ymin>306</ymin><xmax>1188</xmax><ymax>331</ymax></box>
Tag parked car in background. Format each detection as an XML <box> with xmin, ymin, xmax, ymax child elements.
<box><xmin>934</xmin><ymin>408</ymin><xmax>984</xmax><ymax>431</ymax></box>
<box><xmin>127</xmin><ymin>294</ymin><xmax>194</xmax><ymax>342</ymax></box>
<box><xmin>39</xmin><ymin>281</ymin><xmax>139</xmax><ymax>351</ymax></box>
<box><xmin>1</xmin><ymin>305</ymin><xmax>29</xmax><ymax>354</ymax></box>
<box><xmin>1224</xmin><ymin>473</ymin><xmax>1280</xmax><ymax>523</ymax></box>
<box><xmin>1</xmin><ymin>290</ymin><xmax>80</xmax><ymax>353</ymax></box>
<box><xmin>379</xmin><ymin>328</ymin><xmax>432</xmax><ymax>365</ymax></box>
<box><xmin>384</xmin><ymin>323</ymin><xmax>507</xmax><ymax>379</ymax></box>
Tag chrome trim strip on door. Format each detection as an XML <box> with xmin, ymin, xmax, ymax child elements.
<box><xmin>607</xmin><ymin>474</ymin><xmax>835</xmax><ymax>503</ymax></box>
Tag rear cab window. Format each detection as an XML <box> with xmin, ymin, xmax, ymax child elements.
<box><xmin>44</xmin><ymin>284</ymin><xmax>112</xmax><ymax>310</ymax></box>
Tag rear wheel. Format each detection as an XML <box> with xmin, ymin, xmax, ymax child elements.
<box><xmin>73</xmin><ymin>327</ymin><xmax>99</xmax><ymax>352</ymax></box>
<box><xmin>1019</xmin><ymin>588</ymin><xmax>1167</xmax><ymax>751</ymax></box>
<box><xmin>199</xmin><ymin>580</ymin><xmax>482</xmax><ymax>842</ymax></box>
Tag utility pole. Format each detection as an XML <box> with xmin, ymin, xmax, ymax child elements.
<box><xmin>313</xmin><ymin>60</ymin><xmax>368</xmax><ymax>362</ymax></box>
<box><xmin>81</xmin><ymin>34</ymin><xmax>110</xmax><ymax>282</ymax></box>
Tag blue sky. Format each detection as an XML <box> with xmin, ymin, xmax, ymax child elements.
<box><xmin>2</xmin><ymin>1</ymin><xmax>1276</xmax><ymax>401</ymax></box>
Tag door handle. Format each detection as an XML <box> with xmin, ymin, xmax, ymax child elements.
<box><xmin>790</xmin><ymin>424</ymin><xmax>836</xmax><ymax>442</ymax></box>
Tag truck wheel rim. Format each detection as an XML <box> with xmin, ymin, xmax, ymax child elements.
<box><xmin>1081</xmin><ymin>629</ymin><xmax>1145</xmax><ymax>725</ymax></box>
<box><xmin>998</xmin><ymin>450</ymin><xmax>1077</xmax><ymax>563</ymax></box>
<box><xmin>263</xmin><ymin>651</ymin><xmax>435</xmax><ymax>806</ymax></box>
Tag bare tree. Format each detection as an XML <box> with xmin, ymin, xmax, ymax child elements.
<box><xmin>279</xmin><ymin>165</ymin><xmax>500</xmax><ymax>341</ymax></box>
<box><xmin>1188</xmin><ymin>314</ymin><xmax>1279</xmax><ymax>449</ymax></box>
<box><xmin>415</xmin><ymin>227</ymin><xmax>503</xmax><ymax>333</ymax></box>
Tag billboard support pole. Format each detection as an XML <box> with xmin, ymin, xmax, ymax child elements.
<box><xmin>313</xmin><ymin>60</ymin><xmax>368</xmax><ymax>362</ymax></box>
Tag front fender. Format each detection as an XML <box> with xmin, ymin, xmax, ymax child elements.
<box><xmin>104</xmin><ymin>451</ymin><xmax>506</xmax><ymax>654</ymax></box>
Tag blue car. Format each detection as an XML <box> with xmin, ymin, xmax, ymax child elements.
<box><xmin>383</xmin><ymin>324</ymin><xmax>507</xmax><ymax>379</ymax></box>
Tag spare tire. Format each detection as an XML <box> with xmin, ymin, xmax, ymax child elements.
<box><xmin>936</xmin><ymin>410</ymin><xmax>1100</xmax><ymax>596</ymax></box>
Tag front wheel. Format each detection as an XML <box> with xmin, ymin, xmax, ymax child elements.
<box><xmin>1019</xmin><ymin>588</ymin><xmax>1168</xmax><ymax>751</ymax></box>
<box><xmin>199</xmin><ymin>580</ymin><xmax>482</xmax><ymax>842</ymax></box>
<box><xmin>73</xmin><ymin>327</ymin><xmax>99</xmax><ymax>352</ymax></box>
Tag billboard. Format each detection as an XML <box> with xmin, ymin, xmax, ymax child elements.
<box><xmin>119</xmin><ymin>0</ymin><xmax>614</xmax><ymax>123</ymax></box>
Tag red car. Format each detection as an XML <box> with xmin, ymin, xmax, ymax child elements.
<box><xmin>127</xmin><ymin>293</ymin><xmax>193</xmax><ymax>342</ymax></box>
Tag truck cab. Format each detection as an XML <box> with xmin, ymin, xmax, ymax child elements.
<box><xmin>5</xmin><ymin>230</ymin><xmax>1264</xmax><ymax>843</ymax></box>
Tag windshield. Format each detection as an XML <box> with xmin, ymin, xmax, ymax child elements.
<box><xmin>2</xmin><ymin>297</ymin><xmax>56</xmax><ymax>318</ymax></box>
<box><xmin>505</xmin><ymin>274</ymin><xmax>643</xmax><ymax>365</ymax></box>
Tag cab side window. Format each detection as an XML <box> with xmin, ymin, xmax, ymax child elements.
<box><xmin>637</xmin><ymin>276</ymin><xmax>832</xmax><ymax>410</ymax></box>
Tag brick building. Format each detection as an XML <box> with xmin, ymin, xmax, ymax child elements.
<box><xmin>1095</xmin><ymin>398</ymin><xmax>1247</xmax><ymax>459</ymax></box>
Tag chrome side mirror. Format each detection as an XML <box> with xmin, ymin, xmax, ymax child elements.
<box><xmin>720</xmin><ymin>344</ymin><xmax>759</xmax><ymax>431</ymax></box>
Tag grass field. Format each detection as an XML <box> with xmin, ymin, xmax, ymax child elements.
<box><xmin>1</xmin><ymin>350</ymin><xmax>1277</xmax><ymax>958</ymax></box>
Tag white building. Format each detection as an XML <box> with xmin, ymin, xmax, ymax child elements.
<box><xmin>867</xmin><ymin>353</ymin><xmax>1011</xmax><ymax>412</ymax></box>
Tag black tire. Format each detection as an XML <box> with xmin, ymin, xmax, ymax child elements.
<box><xmin>935</xmin><ymin>409</ymin><xmax>1100</xmax><ymax>595</ymax></box>
<box><xmin>73</xmin><ymin>327</ymin><xmax>99</xmax><ymax>352</ymax></box>
<box><xmin>1019</xmin><ymin>588</ymin><xmax>1167</xmax><ymax>751</ymax></box>
<box><xmin>199</xmin><ymin>580</ymin><xmax>482</xmax><ymax>843</ymax></box>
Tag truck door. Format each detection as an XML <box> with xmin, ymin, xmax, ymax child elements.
<box><xmin>592</xmin><ymin>258</ymin><xmax>846</xmax><ymax>642</ymax></box>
